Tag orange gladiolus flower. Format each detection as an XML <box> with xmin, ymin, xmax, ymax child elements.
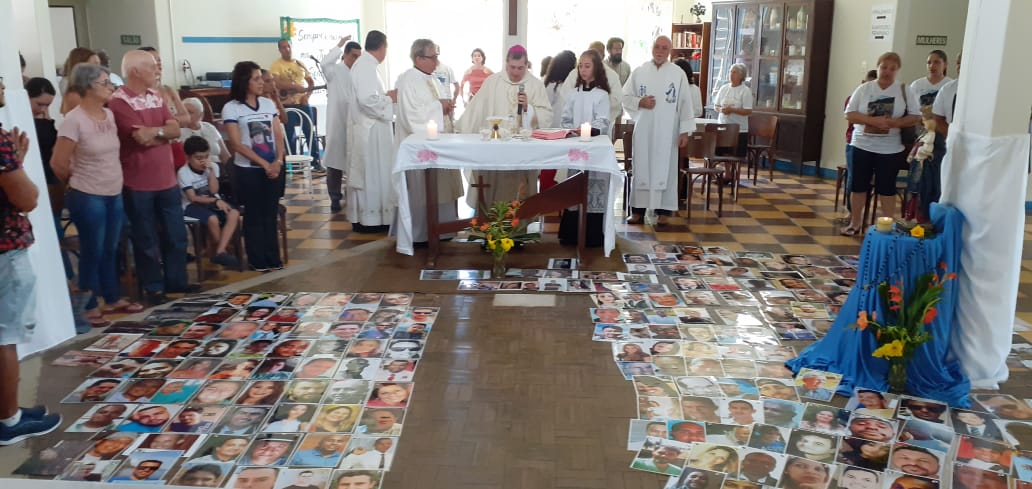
<box><xmin>512</xmin><ymin>217</ymin><xmax>519</xmax><ymax>226</ymax></box>
<box><xmin>856</xmin><ymin>311</ymin><xmax>869</xmax><ymax>330</ymax></box>
<box><xmin>890</xmin><ymin>305</ymin><xmax>900</xmax><ymax>311</ymax></box>
<box><xmin>945</xmin><ymin>273</ymin><xmax>957</xmax><ymax>280</ymax></box>
<box><xmin>923</xmin><ymin>307</ymin><xmax>938</xmax><ymax>324</ymax></box>
<box><xmin>470</xmin><ymin>218</ymin><xmax>478</xmax><ymax>226</ymax></box>
<box><xmin>940</xmin><ymin>261</ymin><xmax>947</xmax><ymax>270</ymax></box>
<box><xmin>480</xmin><ymin>224</ymin><xmax>489</xmax><ymax>231</ymax></box>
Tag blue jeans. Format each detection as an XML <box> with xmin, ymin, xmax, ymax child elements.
<box><xmin>123</xmin><ymin>185</ymin><xmax>188</xmax><ymax>293</ymax></box>
<box><xmin>844</xmin><ymin>144</ymin><xmax>855</xmax><ymax>211</ymax></box>
<box><xmin>0</xmin><ymin>249</ymin><xmax>36</xmax><ymax>345</ymax></box>
<box><xmin>67</xmin><ymin>189</ymin><xmax>125</xmax><ymax>308</ymax></box>
<box><xmin>284</xmin><ymin>104</ymin><xmax>321</xmax><ymax>165</ymax></box>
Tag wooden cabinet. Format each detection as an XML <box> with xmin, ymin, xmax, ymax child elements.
<box><xmin>708</xmin><ymin>0</ymin><xmax>833</xmax><ymax>166</ymax></box>
<box><xmin>671</xmin><ymin>22</ymin><xmax>711</xmax><ymax>107</ymax></box>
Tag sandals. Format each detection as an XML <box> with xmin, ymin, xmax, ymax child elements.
<box><xmin>839</xmin><ymin>226</ymin><xmax>861</xmax><ymax>237</ymax></box>
<box><xmin>101</xmin><ymin>302</ymin><xmax>145</xmax><ymax>315</ymax></box>
<box><xmin>626</xmin><ymin>214</ymin><xmax>645</xmax><ymax>225</ymax></box>
<box><xmin>85</xmin><ymin>314</ymin><xmax>111</xmax><ymax>328</ymax></box>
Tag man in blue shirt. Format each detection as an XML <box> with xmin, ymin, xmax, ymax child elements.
<box><xmin>290</xmin><ymin>434</ymin><xmax>348</xmax><ymax>467</ymax></box>
<box><xmin>119</xmin><ymin>405</ymin><xmax>171</xmax><ymax>432</ymax></box>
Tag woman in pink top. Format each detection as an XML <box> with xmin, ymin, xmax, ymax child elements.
<box><xmin>52</xmin><ymin>64</ymin><xmax>143</xmax><ymax>325</ymax></box>
<box><xmin>460</xmin><ymin>48</ymin><xmax>493</xmax><ymax>103</ymax></box>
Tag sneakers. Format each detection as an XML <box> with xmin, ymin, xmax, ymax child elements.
<box><xmin>330</xmin><ymin>200</ymin><xmax>342</xmax><ymax>213</ymax></box>
<box><xmin>211</xmin><ymin>252</ymin><xmax>241</xmax><ymax>268</ymax></box>
<box><xmin>311</xmin><ymin>163</ymin><xmax>327</xmax><ymax>175</ymax></box>
<box><xmin>20</xmin><ymin>406</ymin><xmax>47</xmax><ymax>420</ymax></box>
<box><xmin>0</xmin><ymin>412</ymin><xmax>62</xmax><ymax>446</ymax></box>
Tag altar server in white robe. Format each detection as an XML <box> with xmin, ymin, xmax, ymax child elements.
<box><xmin>394</xmin><ymin>39</ymin><xmax>464</xmax><ymax>242</ymax></box>
<box><xmin>563</xmin><ymin>41</ymin><xmax>624</xmax><ymax>137</ymax></box>
<box><xmin>347</xmin><ymin>30</ymin><xmax>397</xmax><ymax>232</ymax></box>
<box><xmin>457</xmin><ymin>45</ymin><xmax>552</xmax><ymax>208</ymax></box>
<box><xmin>322</xmin><ymin>36</ymin><xmax>362</xmax><ymax>213</ymax></box>
<box><xmin>621</xmin><ymin>36</ymin><xmax>695</xmax><ymax>226</ymax></box>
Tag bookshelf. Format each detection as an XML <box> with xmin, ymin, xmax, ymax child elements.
<box><xmin>671</xmin><ymin>22</ymin><xmax>712</xmax><ymax>107</ymax></box>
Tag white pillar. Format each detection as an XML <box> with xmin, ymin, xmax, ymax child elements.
<box><xmin>0</xmin><ymin>0</ymin><xmax>76</xmax><ymax>358</ymax></box>
<box><xmin>940</xmin><ymin>0</ymin><xmax>1032</xmax><ymax>389</ymax></box>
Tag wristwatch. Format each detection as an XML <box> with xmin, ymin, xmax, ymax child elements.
<box><xmin>157</xmin><ymin>128</ymin><xmax>166</xmax><ymax>139</ymax></box>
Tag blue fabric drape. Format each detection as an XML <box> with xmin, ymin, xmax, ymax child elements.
<box><xmin>787</xmin><ymin>203</ymin><xmax>971</xmax><ymax>407</ymax></box>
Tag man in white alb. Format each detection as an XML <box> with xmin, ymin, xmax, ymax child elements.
<box><xmin>394</xmin><ymin>39</ymin><xmax>464</xmax><ymax>243</ymax></box>
<box><xmin>458</xmin><ymin>45</ymin><xmax>552</xmax><ymax>207</ymax></box>
<box><xmin>321</xmin><ymin>36</ymin><xmax>362</xmax><ymax>213</ymax></box>
<box><xmin>621</xmin><ymin>36</ymin><xmax>695</xmax><ymax>226</ymax></box>
<box><xmin>346</xmin><ymin>30</ymin><xmax>397</xmax><ymax>233</ymax></box>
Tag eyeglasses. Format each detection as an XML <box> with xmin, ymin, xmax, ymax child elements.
<box><xmin>93</xmin><ymin>79</ymin><xmax>115</xmax><ymax>88</ymax></box>
<box><xmin>419</xmin><ymin>54</ymin><xmax>439</xmax><ymax>61</ymax></box>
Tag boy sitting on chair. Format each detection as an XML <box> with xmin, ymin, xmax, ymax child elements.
<box><xmin>179</xmin><ymin>136</ymin><xmax>241</xmax><ymax>268</ymax></box>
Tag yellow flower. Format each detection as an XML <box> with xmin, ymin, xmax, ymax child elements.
<box><xmin>487</xmin><ymin>239</ymin><xmax>496</xmax><ymax>251</ymax></box>
<box><xmin>872</xmin><ymin>340</ymin><xmax>905</xmax><ymax>359</ymax></box>
<box><xmin>910</xmin><ymin>226</ymin><xmax>925</xmax><ymax>238</ymax></box>
<box><xmin>501</xmin><ymin>238</ymin><xmax>514</xmax><ymax>252</ymax></box>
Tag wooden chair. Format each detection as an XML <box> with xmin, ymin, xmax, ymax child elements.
<box><xmin>746</xmin><ymin>114</ymin><xmax>778</xmax><ymax>184</ymax></box>
<box><xmin>619</xmin><ymin>123</ymin><xmax>635</xmax><ymax>216</ymax></box>
<box><xmin>704</xmin><ymin>123</ymin><xmax>747</xmax><ymax>200</ymax></box>
<box><xmin>679</xmin><ymin>132</ymin><xmax>725</xmax><ymax>221</ymax></box>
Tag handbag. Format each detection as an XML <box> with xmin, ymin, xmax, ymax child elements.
<box><xmin>899</xmin><ymin>83</ymin><xmax>919</xmax><ymax>147</ymax></box>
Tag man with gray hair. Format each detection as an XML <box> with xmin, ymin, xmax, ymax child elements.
<box><xmin>621</xmin><ymin>36</ymin><xmax>695</xmax><ymax>226</ymax></box>
<box><xmin>394</xmin><ymin>39</ymin><xmax>463</xmax><ymax>243</ymax></box>
<box><xmin>109</xmin><ymin>49</ymin><xmax>190</xmax><ymax>304</ymax></box>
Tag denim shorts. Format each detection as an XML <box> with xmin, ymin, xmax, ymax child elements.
<box><xmin>0</xmin><ymin>249</ymin><xmax>37</xmax><ymax>345</ymax></box>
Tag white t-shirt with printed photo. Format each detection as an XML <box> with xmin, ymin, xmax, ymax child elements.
<box><xmin>845</xmin><ymin>80</ymin><xmax>922</xmax><ymax>154</ymax></box>
<box><xmin>220</xmin><ymin>97</ymin><xmax>280</xmax><ymax>168</ymax></box>
<box><xmin>909</xmin><ymin>76</ymin><xmax>953</xmax><ymax>111</ymax></box>
<box><xmin>931</xmin><ymin>79</ymin><xmax>959</xmax><ymax>124</ymax></box>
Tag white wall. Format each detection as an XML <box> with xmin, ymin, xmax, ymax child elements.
<box><xmin>85</xmin><ymin>0</ymin><xmax>159</xmax><ymax>76</ymax></box>
<box><xmin>892</xmin><ymin>0</ymin><xmax>967</xmax><ymax>84</ymax></box>
<box><xmin>817</xmin><ymin>0</ymin><xmax>899</xmax><ymax>174</ymax></box>
<box><xmin>166</xmin><ymin>0</ymin><xmax>363</xmax><ymax>87</ymax></box>
<box><xmin>49</xmin><ymin>0</ymin><xmax>91</xmax><ymax>52</ymax></box>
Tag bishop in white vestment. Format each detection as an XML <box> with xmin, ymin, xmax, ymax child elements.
<box><xmin>457</xmin><ymin>45</ymin><xmax>552</xmax><ymax>208</ymax></box>
<box><xmin>347</xmin><ymin>31</ymin><xmax>397</xmax><ymax>231</ymax></box>
<box><xmin>394</xmin><ymin>39</ymin><xmax>464</xmax><ymax>242</ymax></box>
<box><xmin>621</xmin><ymin>36</ymin><xmax>695</xmax><ymax>225</ymax></box>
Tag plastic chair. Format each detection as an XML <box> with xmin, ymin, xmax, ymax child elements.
<box><xmin>282</xmin><ymin>110</ymin><xmax>314</xmax><ymax>196</ymax></box>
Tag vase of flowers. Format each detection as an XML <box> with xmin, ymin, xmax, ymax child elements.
<box><xmin>468</xmin><ymin>186</ymin><xmax>541</xmax><ymax>279</ymax></box>
<box><xmin>690</xmin><ymin>3</ymin><xmax>707</xmax><ymax>23</ymax></box>
<box><xmin>851</xmin><ymin>262</ymin><xmax>956</xmax><ymax>393</ymax></box>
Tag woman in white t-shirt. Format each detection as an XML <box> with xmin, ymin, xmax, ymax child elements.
<box><xmin>557</xmin><ymin>49</ymin><xmax>612</xmax><ymax>247</ymax></box>
<box><xmin>673</xmin><ymin>59</ymin><xmax>704</xmax><ymax>118</ymax></box>
<box><xmin>714</xmin><ymin>63</ymin><xmax>754</xmax><ymax>156</ymax></box>
<box><xmin>222</xmin><ymin>61</ymin><xmax>286</xmax><ymax>272</ymax></box>
<box><xmin>180</xmin><ymin>97</ymin><xmax>231</xmax><ymax>165</ymax></box>
<box><xmin>909</xmin><ymin>50</ymin><xmax>953</xmax><ymax>112</ymax></box>
<box><xmin>842</xmin><ymin>52</ymin><xmax>922</xmax><ymax>236</ymax></box>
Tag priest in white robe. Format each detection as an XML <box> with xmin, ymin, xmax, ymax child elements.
<box><xmin>347</xmin><ymin>30</ymin><xmax>397</xmax><ymax>232</ymax></box>
<box><xmin>622</xmin><ymin>36</ymin><xmax>695</xmax><ymax>226</ymax></box>
<box><xmin>322</xmin><ymin>36</ymin><xmax>362</xmax><ymax>212</ymax></box>
<box><xmin>457</xmin><ymin>45</ymin><xmax>552</xmax><ymax>208</ymax></box>
<box><xmin>394</xmin><ymin>39</ymin><xmax>464</xmax><ymax>242</ymax></box>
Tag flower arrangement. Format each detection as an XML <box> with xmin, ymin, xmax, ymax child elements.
<box><xmin>690</xmin><ymin>3</ymin><xmax>707</xmax><ymax>21</ymax></box>
<box><xmin>468</xmin><ymin>186</ymin><xmax>541</xmax><ymax>278</ymax></box>
<box><xmin>851</xmin><ymin>262</ymin><xmax>956</xmax><ymax>392</ymax></box>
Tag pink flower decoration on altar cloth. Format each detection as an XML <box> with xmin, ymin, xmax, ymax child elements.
<box><xmin>417</xmin><ymin>149</ymin><xmax>438</xmax><ymax>163</ymax></box>
<box><xmin>568</xmin><ymin>149</ymin><xmax>590</xmax><ymax>162</ymax></box>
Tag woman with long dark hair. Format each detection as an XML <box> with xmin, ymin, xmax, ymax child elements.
<box><xmin>221</xmin><ymin>61</ymin><xmax>285</xmax><ymax>272</ymax></box>
<box><xmin>673</xmin><ymin>58</ymin><xmax>704</xmax><ymax>117</ymax></box>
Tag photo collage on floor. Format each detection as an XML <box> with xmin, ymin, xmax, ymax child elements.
<box><xmin>28</xmin><ymin>292</ymin><xmax>433</xmax><ymax>488</ymax></box>
<box><xmin>598</xmin><ymin>244</ymin><xmax>1032</xmax><ymax>489</ymax></box>
<box><xmin>423</xmin><ymin>258</ymin><xmax>653</xmax><ymax>292</ymax></box>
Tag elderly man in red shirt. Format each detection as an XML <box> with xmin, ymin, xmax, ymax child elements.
<box><xmin>109</xmin><ymin>50</ymin><xmax>194</xmax><ymax>304</ymax></box>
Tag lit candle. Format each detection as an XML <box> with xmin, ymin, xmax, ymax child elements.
<box><xmin>580</xmin><ymin>122</ymin><xmax>591</xmax><ymax>141</ymax></box>
<box><xmin>875</xmin><ymin>216</ymin><xmax>894</xmax><ymax>233</ymax></box>
<box><xmin>426</xmin><ymin>120</ymin><xmax>439</xmax><ymax>140</ymax></box>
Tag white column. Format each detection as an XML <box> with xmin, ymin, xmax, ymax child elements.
<box><xmin>939</xmin><ymin>0</ymin><xmax>1032</xmax><ymax>389</ymax></box>
<box><xmin>0</xmin><ymin>0</ymin><xmax>76</xmax><ymax>358</ymax></box>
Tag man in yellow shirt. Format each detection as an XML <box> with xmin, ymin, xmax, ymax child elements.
<box><xmin>271</xmin><ymin>39</ymin><xmax>324</xmax><ymax>172</ymax></box>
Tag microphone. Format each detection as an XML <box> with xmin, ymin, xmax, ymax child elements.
<box><xmin>309</xmin><ymin>55</ymin><xmax>321</xmax><ymax>65</ymax></box>
<box><xmin>517</xmin><ymin>83</ymin><xmax>525</xmax><ymax>115</ymax></box>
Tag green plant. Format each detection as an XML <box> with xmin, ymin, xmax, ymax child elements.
<box><xmin>467</xmin><ymin>189</ymin><xmax>541</xmax><ymax>259</ymax></box>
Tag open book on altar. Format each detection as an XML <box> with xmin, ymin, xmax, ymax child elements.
<box><xmin>531</xmin><ymin>128</ymin><xmax>575</xmax><ymax>140</ymax></box>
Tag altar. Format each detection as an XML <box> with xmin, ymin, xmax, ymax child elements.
<box><xmin>392</xmin><ymin>133</ymin><xmax>624</xmax><ymax>262</ymax></box>
<box><xmin>787</xmin><ymin>204</ymin><xmax>971</xmax><ymax>407</ymax></box>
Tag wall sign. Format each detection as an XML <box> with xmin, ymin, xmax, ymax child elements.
<box><xmin>870</xmin><ymin>5</ymin><xmax>894</xmax><ymax>42</ymax></box>
<box><xmin>916</xmin><ymin>35</ymin><xmax>947</xmax><ymax>46</ymax></box>
<box><xmin>120</xmin><ymin>34</ymin><xmax>141</xmax><ymax>46</ymax></box>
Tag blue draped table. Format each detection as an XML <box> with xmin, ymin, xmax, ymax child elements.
<box><xmin>787</xmin><ymin>204</ymin><xmax>971</xmax><ymax>407</ymax></box>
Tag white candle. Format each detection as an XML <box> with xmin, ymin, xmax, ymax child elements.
<box><xmin>580</xmin><ymin>122</ymin><xmax>591</xmax><ymax>141</ymax></box>
<box><xmin>876</xmin><ymin>216</ymin><xmax>893</xmax><ymax>233</ymax></box>
<box><xmin>426</xmin><ymin>120</ymin><xmax>439</xmax><ymax>140</ymax></box>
